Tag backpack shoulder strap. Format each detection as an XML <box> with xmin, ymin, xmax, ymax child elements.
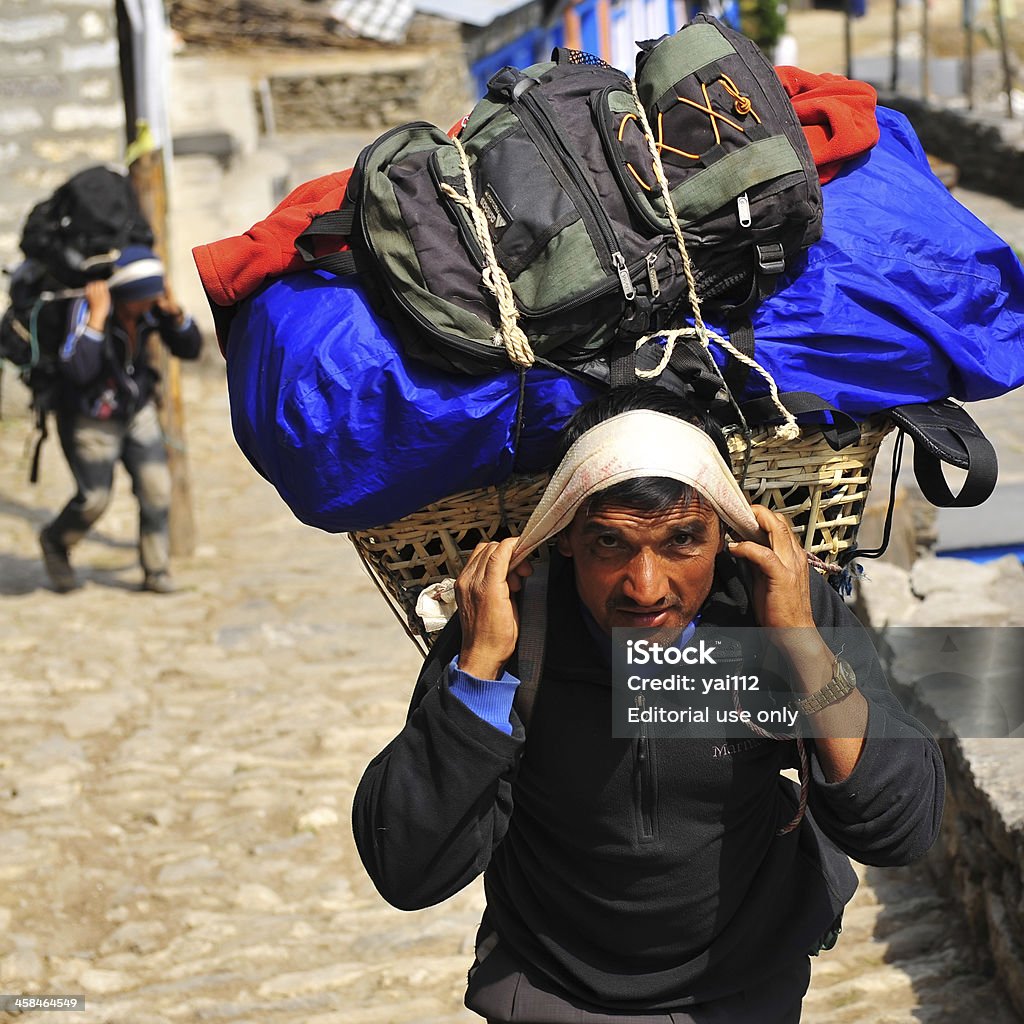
<box><xmin>888</xmin><ymin>400</ymin><xmax>998</xmax><ymax>508</ymax></box>
<box><xmin>513</xmin><ymin>559</ymin><xmax>550</xmax><ymax>729</ymax></box>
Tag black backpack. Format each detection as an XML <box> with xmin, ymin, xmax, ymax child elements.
<box><xmin>295</xmin><ymin>16</ymin><xmax>822</xmax><ymax>379</ymax></box>
<box><xmin>0</xmin><ymin>260</ymin><xmax>77</xmax><ymax>481</ymax></box>
<box><xmin>18</xmin><ymin>164</ymin><xmax>154</xmax><ymax>286</ymax></box>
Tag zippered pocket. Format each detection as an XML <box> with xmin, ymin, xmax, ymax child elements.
<box><xmin>356</xmin><ymin>123</ymin><xmax>511</xmax><ymax>370</ymax></box>
<box><xmin>433</xmin><ymin>124</ymin><xmax>581</xmax><ymax>282</ymax></box>
<box><xmin>515</xmin><ymin>87</ymin><xmax>631</xmax><ymax>286</ymax></box>
<box><xmin>433</xmin><ymin>120</ymin><xmax>637</xmax><ymax>319</ymax></box>
<box><xmin>597</xmin><ymin>85</ymin><xmax>671</xmax><ymax>235</ymax></box>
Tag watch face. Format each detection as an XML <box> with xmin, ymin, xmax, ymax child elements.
<box><xmin>834</xmin><ymin>658</ymin><xmax>856</xmax><ymax>689</ymax></box>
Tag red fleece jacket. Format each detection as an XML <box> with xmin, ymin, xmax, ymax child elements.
<box><xmin>777</xmin><ymin>66</ymin><xmax>879</xmax><ymax>184</ymax></box>
<box><xmin>194</xmin><ymin>68</ymin><xmax>878</xmax><ymax>350</ymax></box>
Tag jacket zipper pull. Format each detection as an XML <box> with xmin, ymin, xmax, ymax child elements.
<box><xmin>737</xmin><ymin>192</ymin><xmax>752</xmax><ymax>228</ymax></box>
<box><xmin>613</xmin><ymin>251</ymin><xmax>636</xmax><ymax>301</ymax></box>
<box><xmin>645</xmin><ymin>252</ymin><xmax>661</xmax><ymax>299</ymax></box>
<box><xmin>634</xmin><ymin>695</ymin><xmax>646</xmax><ymax>759</ymax></box>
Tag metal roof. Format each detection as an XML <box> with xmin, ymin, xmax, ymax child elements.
<box><xmin>328</xmin><ymin>0</ymin><xmax>416</xmax><ymax>43</ymax></box>
<box><xmin>414</xmin><ymin>0</ymin><xmax>537</xmax><ymax>28</ymax></box>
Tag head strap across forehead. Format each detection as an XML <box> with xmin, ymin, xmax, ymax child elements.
<box><xmin>510</xmin><ymin>410</ymin><xmax>761</xmax><ymax>565</ymax></box>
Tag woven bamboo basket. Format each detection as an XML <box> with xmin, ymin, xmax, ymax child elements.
<box><xmin>349</xmin><ymin>415</ymin><xmax>893</xmax><ymax>648</ymax></box>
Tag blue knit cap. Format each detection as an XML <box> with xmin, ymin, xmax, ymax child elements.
<box><xmin>107</xmin><ymin>244</ymin><xmax>165</xmax><ymax>301</ymax></box>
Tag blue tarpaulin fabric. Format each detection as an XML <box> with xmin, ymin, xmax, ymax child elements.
<box><xmin>703</xmin><ymin>106</ymin><xmax>1024</xmax><ymax>414</ymax></box>
<box><xmin>226</xmin><ymin>106</ymin><xmax>1024</xmax><ymax>534</ymax></box>
<box><xmin>226</xmin><ymin>272</ymin><xmax>598</xmax><ymax>532</ymax></box>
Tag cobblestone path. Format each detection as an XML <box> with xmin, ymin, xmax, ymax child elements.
<box><xmin>1</xmin><ymin>366</ymin><xmax>1018</xmax><ymax>1023</ymax></box>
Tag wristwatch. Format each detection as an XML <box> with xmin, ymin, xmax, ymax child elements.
<box><xmin>790</xmin><ymin>657</ymin><xmax>857</xmax><ymax>716</ymax></box>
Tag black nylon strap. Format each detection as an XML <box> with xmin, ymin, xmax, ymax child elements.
<box><xmin>910</xmin><ymin>425</ymin><xmax>998</xmax><ymax>507</ymax></box>
<box><xmin>741</xmin><ymin>391</ymin><xmax>861</xmax><ymax>451</ymax></box>
<box><xmin>302</xmin><ymin>250</ymin><xmax>358</xmax><ymax>276</ymax></box>
<box><xmin>303</xmin><ymin>207</ymin><xmax>354</xmax><ymax>236</ymax></box>
<box><xmin>294</xmin><ymin>207</ymin><xmax>357</xmax><ymax>275</ymax></box>
<box><xmin>609</xmin><ymin>338</ymin><xmax>638</xmax><ymax>388</ymax></box>
<box><xmin>888</xmin><ymin>400</ymin><xmax>998</xmax><ymax>508</ymax></box>
<box><xmin>722</xmin><ymin>317</ymin><xmax>754</xmax><ymax>398</ymax></box>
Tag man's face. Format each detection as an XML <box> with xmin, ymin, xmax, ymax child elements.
<box><xmin>556</xmin><ymin>496</ymin><xmax>722</xmax><ymax>635</ymax></box>
<box><xmin>116</xmin><ymin>294</ymin><xmax>163</xmax><ymax>320</ymax></box>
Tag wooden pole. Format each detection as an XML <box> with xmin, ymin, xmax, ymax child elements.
<box><xmin>129</xmin><ymin>146</ymin><xmax>197</xmax><ymax>559</ymax></box>
<box><xmin>963</xmin><ymin>0</ymin><xmax>975</xmax><ymax>109</ymax></box>
<box><xmin>921</xmin><ymin>0</ymin><xmax>931</xmax><ymax>100</ymax></box>
<box><xmin>845</xmin><ymin>0</ymin><xmax>854</xmax><ymax>80</ymax></box>
<box><xmin>993</xmin><ymin>0</ymin><xmax>1015</xmax><ymax>118</ymax></box>
<box><xmin>891</xmin><ymin>0</ymin><xmax>900</xmax><ymax>92</ymax></box>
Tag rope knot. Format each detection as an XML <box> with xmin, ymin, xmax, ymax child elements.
<box><xmin>773</xmin><ymin>422</ymin><xmax>801</xmax><ymax>443</ymax></box>
<box><xmin>445</xmin><ymin>137</ymin><xmax>536</xmax><ymax>370</ymax></box>
<box><xmin>733</xmin><ymin>94</ymin><xmax>752</xmax><ymax>116</ymax></box>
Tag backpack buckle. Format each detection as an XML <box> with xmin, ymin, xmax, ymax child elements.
<box><xmin>756</xmin><ymin>242</ymin><xmax>786</xmax><ymax>275</ymax></box>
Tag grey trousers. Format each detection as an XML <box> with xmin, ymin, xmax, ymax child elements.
<box><xmin>468</xmin><ymin>931</ymin><xmax>811</xmax><ymax>1024</ymax></box>
<box><xmin>49</xmin><ymin>403</ymin><xmax>171</xmax><ymax>575</ymax></box>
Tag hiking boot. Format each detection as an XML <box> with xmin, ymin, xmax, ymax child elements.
<box><xmin>39</xmin><ymin>527</ymin><xmax>78</xmax><ymax>593</ymax></box>
<box><xmin>142</xmin><ymin>571</ymin><xmax>176</xmax><ymax>594</ymax></box>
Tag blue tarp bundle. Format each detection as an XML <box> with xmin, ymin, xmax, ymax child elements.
<box><xmin>721</xmin><ymin>106</ymin><xmax>1024</xmax><ymax>413</ymax></box>
<box><xmin>226</xmin><ymin>106</ymin><xmax>1024</xmax><ymax>534</ymax></box>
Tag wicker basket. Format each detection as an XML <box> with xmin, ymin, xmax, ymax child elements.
<box><xmin>349</xmin><ymin>416</ymin><xmax>893</xmax><ymax>648</ymax></box>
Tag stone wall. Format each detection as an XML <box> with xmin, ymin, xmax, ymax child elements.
<box><xmin>0</xmin><ymin>0</ymin><xmax>125</xmax><ymax>274</ymax></box>
<box><xmin>264</xmin><ymin>17</ymin><xmax>473</xmax><ymax>134</ymax></box>
<box><xmin>855</xmin><ymin>558</ymin><xmax>1024</xmax><ymax>1017</ymax></box>
<box><xmin>878</xmin><ymin>91</ymin><xmax>1024</xmax><ymax>208</ymax></box>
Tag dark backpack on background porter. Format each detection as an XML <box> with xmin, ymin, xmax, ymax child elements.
<box><xmin>0</xmin><ymin>165</ymin><xmax>154</xmax><ymax>480</ymax></box>
<box><xmin>18</xmin><ymin>165</ymin><xmax>154</xmax><ymax>287</ymax></box>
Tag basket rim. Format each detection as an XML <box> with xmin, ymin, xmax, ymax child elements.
<box><xmin>350</xmin><ymin>417</ymin><xmax>895</xmax><ymax>646</ymax></box>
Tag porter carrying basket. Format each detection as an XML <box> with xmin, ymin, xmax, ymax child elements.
<box><xmin>349</xmin><ymin>416</ymin><xmax>893</xmax><ymax>651</ymax></box>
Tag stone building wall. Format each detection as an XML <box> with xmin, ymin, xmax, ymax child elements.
<box><xmin>879</xmin><ymin>91</ymin><xmax>1024</xmax><ymax>208</ymax></box>
<box><xmin>263</xmin><ymin>16</ymin><xmax>474</xmax><ymax>134</ymax></box>
<box><xmin>0</xmin><ymin>0</ymin><xmax>126</xmax><ymax>274</ymax></box>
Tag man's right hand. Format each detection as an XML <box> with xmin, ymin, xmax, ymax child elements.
<box><xmin>455</xmin><ymin>537</ymin><xmax>533</xmax><ymax>681</ymax></box>
<box><xmin>84</xmin><ymin>280</ymin><xmax>111</xmax><ymax>331</ymax></box>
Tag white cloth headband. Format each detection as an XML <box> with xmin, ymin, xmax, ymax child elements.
<box><xmin>108</xmin><ymin>258</ymin><xmax>165</xmax><ymax>290</ymax></box>
<box><xmin>509</xmin><ymin>409</ymin><xmax>761</xmax><ymax>565</ymax></box>
<box><xmin>414</xmin><ymin>410</ymin><xmax>764</xmax><ymax>633</ymax></box>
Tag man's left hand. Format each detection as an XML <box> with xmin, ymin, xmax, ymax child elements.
<box><xmin>726</xmin><ymin>505</ymin><xmax>815</xmax><ymax>631</ymax></box>
<box><xmin>154</xmin><ymin>286</ymin><xmax>185</xmax><ymax>326</ymax></box>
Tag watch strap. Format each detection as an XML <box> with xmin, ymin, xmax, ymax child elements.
<box><xmin>791</xmin><ymin>658</ymin><xmax>857</xmax><ymax>716</ymax></box>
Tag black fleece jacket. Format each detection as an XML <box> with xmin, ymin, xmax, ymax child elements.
<box><xmin>352</xmin><ymin>553</ymin><xmax>944</xmax><ymax>1010</ymax></box>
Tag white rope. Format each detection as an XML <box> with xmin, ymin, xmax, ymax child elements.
<box><xmin>633</xmin><ymin>326</ymin><xmax>704</xmax><ymax>379</ymax></box>
<box><xmin>713</xmin><ymin>332</ymin><xmax>800</xmax><ymax>440</ymax></box>
<box><xmin>632</xmin><ymin>326</ymin><xmax>798</xmax><ymax>440</ymax></box>
<box><xmin>627</xmin><ymin>83</ymin><xmax>798</xmax><ymax>441</ymax></box>
<box><xmin>439</xmin><ymin>136</ymin><xmax>535</xmax><ymax>368</ymax></box>
<box><xmin>628</xmin><ymin>79</ymin><xmax>708</xmax><ymax>349</ymax></box>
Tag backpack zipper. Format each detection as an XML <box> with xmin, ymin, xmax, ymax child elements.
<box><xmin>514</xmin><ymin>84</ymin><xmax>636</xmax><ymax>303</ymax></box>
<box><xmin>737</xmin><ymin>192</ymin><xmax>752</xmax><ymax>228</ymax></box>
<box><xmin>645</xmin><ymin>251</ymin><xmax>661</xmax><ymax>298</ymax></box>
